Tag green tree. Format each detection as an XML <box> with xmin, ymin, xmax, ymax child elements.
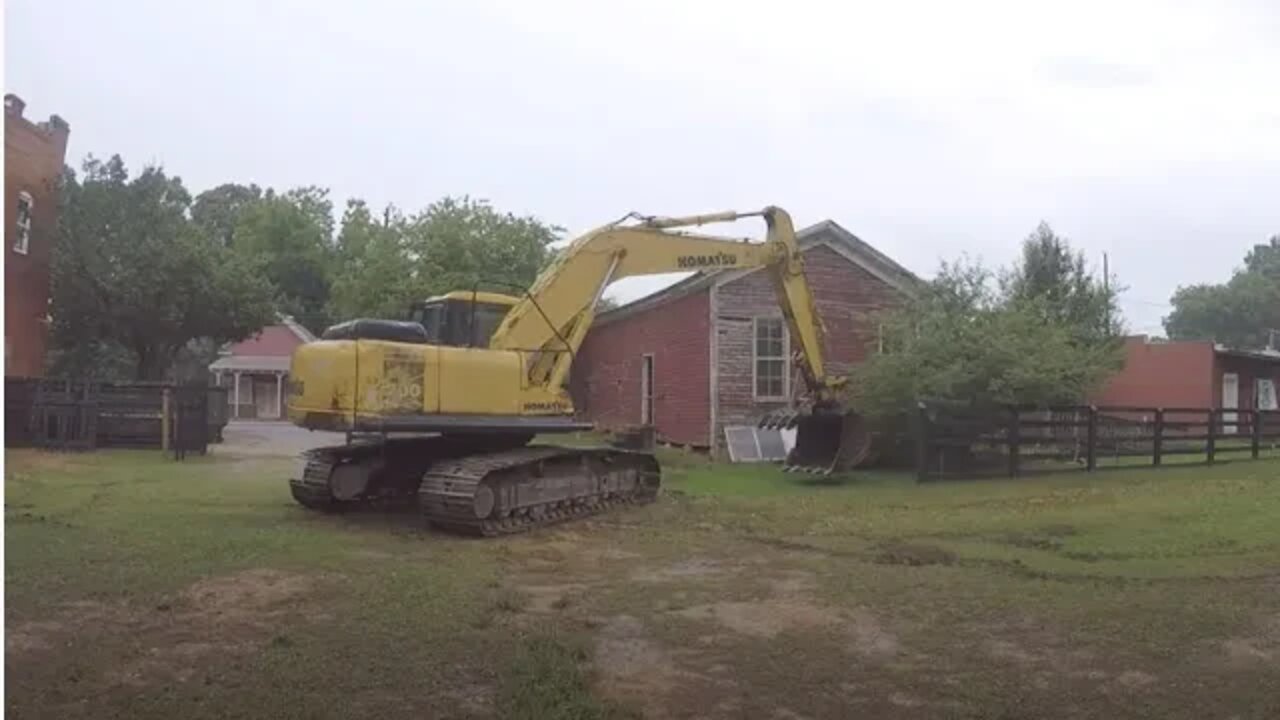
<box><xmin>327</xmin><ymin>196</ymin><xmax>560</xmax><ymax>321</ymax></box>
<box><xmin>50</xmin><ymin>155</ymin><xmax>276</xmax><ymax>380</ymax></box>
<box><xmin>1165</xmin><ymin>234</ymin><xmax>1280</xmax><ymax>349</ymax></box>
<box><xmin>1245</xmin><ymin>235</ymin><xmax>1280</xmax><ymax>278</ymax></box>
<box><xmin>232</xmin><ymin>186</ymin><xmax>335</xmax><ymax>333</ymax></box>
<box><xmin>852</xmin><ymin>228</ymin><xmax>1125</xmax><ymax>422</ymax></box>
<box><xmin>1002</xmin><ymin>222</ymin><xmax>1121</xmax><ymax>344</ymax></box>
<box><xmin>191</xmin><ymin>182</ymin><xmax>262</xmax><ymax>246</ymax></box>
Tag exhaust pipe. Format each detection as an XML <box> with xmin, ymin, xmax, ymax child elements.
<box><xmin>760</xmin><ymin>406</ymin><xmax>873</xmax><ymax>474</ymax></box>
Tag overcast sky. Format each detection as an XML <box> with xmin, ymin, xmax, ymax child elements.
<box><xmin>7</xmin><ymin>0</ymin><xmax>1278</xmax><ymax>333</ymax></box>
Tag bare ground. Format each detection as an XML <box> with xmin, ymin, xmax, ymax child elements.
<box><xmin>6</xmin><ymin>450</ymin><xmax>1280</xmax><ymax>719</ymax></box>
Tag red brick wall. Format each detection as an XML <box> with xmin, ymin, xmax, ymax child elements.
<box><xmin>571</xmin><ymin>289</ymin><xmax>711</xmax><ymax>446</ymax></box>
<box><xmin>227</xmin><ymin>325</ymin><xmax>306</xmax><ymax>357</ymax></box>
<box><xmin>1091</xmin><ymin>338</ymin><xmax>1216</xmax><ymax>409</ymax></box>
<box><xmin>4</xmin><ymin>98</ymin><xmax>69</xmax><ymax>378</ymax></box>
<box><xmin>713</xmin><ymin>243</ymin><xmax>905</xmax><ymax>451</ymax></box>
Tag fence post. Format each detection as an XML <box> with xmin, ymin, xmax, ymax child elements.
<box><xmin>1085</xmin><ymin>406</ymin><xmax>1098</xmax><ymax>472</ymax></box>
<box><xmin>1206</xmin><ymin>409</ymin><xmax>1216</xmax><ymax>464</ymax></box>
<box><xmin>161</xmin><ymin>388</ymin><xmax>171</xmax><ymax>452</ymax></box>
<box><xmin>915</xmin><ymin>402</ymin><xmax>931</xmax><ymax>483</ymax></box>
<box><xmin>1153</xmin><ymin>409</ymin><xmax>1164</xmax><ymax>467</ymax></box>
<box><xmin>1007</xmin><ymin>408</ymin><xmax>1021</xmax><ymax>478</ymax></box>
<box><xmin>1252</xmin><ymin>409</ymin><xmax>1262</xmax><ymax>460</ymax></box>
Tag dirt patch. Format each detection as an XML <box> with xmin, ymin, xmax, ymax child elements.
<box><xmin>1115</xmin><ymin>670</ymin><xmax>1158</xmax><ymax>689</ymax></box>
<box><xmin>346</xmin><ymin>549</ymin><xmax>395</xmax><ymax>561</ymax></box>
<box><xmin>675</xmin><ymin>599</ymin><xmax>843</xmax><ymax>639</ymax></box>
<box><xmin>518</xmin><ymin>583</ymin><xmax>588</xmax><ymax>613</ymax></box>
<box><xmin>8</xmin><ymin>568</ymin><xmax>320</xmax><ymax>691</ymax></box>
<box><xmin>1222</xmin><ymin>638</ymin><xmax>1274</xmax><ymax>663</ymax></box>
<box><xmin>439</xmin><ymin>680</ymin><xmax>495</xmax><ymax>717</ymax></box>
<box><xmin>873</xmin><ymin>542</ymin><xmax>957</xmax><ymax>567</ymax></box>
<box><xmin>630</xmin><ymin>557</ymin><xmax>727</xmax><ymax>583</ymax></box>
<box><xmin>672</xmin><ymin>597</ymin><xmax>901</xmax><ymax>662</ymax></box>
<box><xmin>7</xmin><ymin>600</ymin><xmax>137</xmax><ymax>656</ymax></box>
<box><xmin>593</xmin><ymin>614</ymin><xmax>696</xmax><ymax>706</ymax></box>
<box><xmin>1219</xmin><ymin>616</ymin><xmax>1279</xmax><ymax>667</ymax></box>
<box><xmin>6</xmin><ymin>621</ymin><xmax>62</xmax><ymax>654</ymax></box>
<box><xmin>181</xmin><ymin>568</ymin><xmax>313</xmax><ymax>625</ymax></box>
<box><xmin>889</xmin><ymin>691</ymin><xmax>926</xmax><ymax>708</ymax></box>
<box><xmin>767</xmin><ymin>570</ymin><xmax>818</xmax><ymax>597</ymax></box>
<box><xmin>845</xmin><ymin>608</ymin><xmax>900</xmax><ymax>658</ymax></box>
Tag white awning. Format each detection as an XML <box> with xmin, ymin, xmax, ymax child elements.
<box><xmin>208</xmin><ymin>355</ymin><xmax>290</xmax><ymax>373</ymax></box>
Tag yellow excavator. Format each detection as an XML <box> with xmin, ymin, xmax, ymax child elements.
<box><xmin>286</xmin><ymin>206</ymin><xmax>870</xmax><ymax>535</ymax></box>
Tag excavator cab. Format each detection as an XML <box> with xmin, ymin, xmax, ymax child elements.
<box><xmin>408</xmin><ymin>291</ymin><xmax>520</xmax><ymax>348</ymax></box>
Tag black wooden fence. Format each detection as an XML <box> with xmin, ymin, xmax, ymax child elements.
<box><xmin>5</xmin><ymin>378</ymin><xmax>229</xmax><ymax>456</ymax></box>
<box><xmin>916</xmin><ymin>403</ymin><xmax>1280</xmax><ymax>481</ymax></box>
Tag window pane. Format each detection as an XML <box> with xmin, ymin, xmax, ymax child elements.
<box><xmin>765</xmin><ymin>375</ymin><xmax>783</xmax><ymax>398</ymax></box>
<box><xmin>756</xmin><ymin>359</ymin><xmax>784</xmax><ymax>397</ymax></box>
<box><xmin>755</xmin><ymin>319</ymin><xmax>785</xmax><ymax>358</ymax></box>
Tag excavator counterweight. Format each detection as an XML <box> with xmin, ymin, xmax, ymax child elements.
<box><xmin>287</xmin><ymin>207</ymin><xmax>871</xmax><ymax>534</ymax></box>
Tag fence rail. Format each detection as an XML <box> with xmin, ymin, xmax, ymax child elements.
<box><xmin>916</xmin><ymin>403</ymin><xmax>1280</xmax><ymax>481</ymax></box>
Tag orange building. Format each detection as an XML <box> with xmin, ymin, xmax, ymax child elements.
<box><xmin>4</xmin><ymin>93</ymin><xmax>70</xmax><ymax>378</ymax></box>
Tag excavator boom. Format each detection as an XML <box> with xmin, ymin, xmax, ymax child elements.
<box><xmin>491</xmin><ymin>206</ymin><xmax>839</xmax><ymax>403</ymax></box>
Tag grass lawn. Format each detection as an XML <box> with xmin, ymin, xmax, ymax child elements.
<box><xmin>5</xmin><ymin>446</ymin><xmax>1280</xmax><ymax>719</ymax></box>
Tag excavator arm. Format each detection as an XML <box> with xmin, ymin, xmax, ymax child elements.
<box><xmin>490</xmin><ymin>206</ymin><xmax>842</xmax><ymax>403</ymax></box>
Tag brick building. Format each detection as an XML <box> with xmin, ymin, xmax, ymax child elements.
<box><xmin>1092</xmin><ymin>336</ymin><xmax>1280</xmax><ymax>423</ymax></box>
<box><xmin>4</xmin><ymin>94</ymin><xmax>70</xmax><ymax>378</ymax></box>
<box><xmin>208</xmin><ymin>316</ymin><xmax>316</xmax><ymax>420</ymax></box>
<box><xmin>570</xmin><ymin>220</ymin><xmax>917</xmax><ymax>455</ymax></box>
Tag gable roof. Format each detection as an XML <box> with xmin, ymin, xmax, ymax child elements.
<box><xmin>280</xmin><ymin>314</ymin><xmax>317</xmax><ymax>343</ymax></box>
<box><xmin>214</xmin><ymin>313</ymin><xmax>316</xmax><ymax>360</ymax></box>
<box><xmin>595</xmin><ymin>219</ymin><xmax>919</xmax><ymax>327</ymax></box>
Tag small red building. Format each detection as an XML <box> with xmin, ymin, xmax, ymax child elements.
<box><xmin>571</xmin><ymin>219</ymin><xmax>917</xmax><ymax>456</ymax></box>
<box><xmin>1092</xmin><ymin>336</ymin><xmax>1280</xmax><ymax>419</ymax></box>
<box><xmin>208</xmin><ymin>315</ymin><xmax>315</xmax><ymax>420</ymax></box>
<box><xmin>4</xmin><ymin>94</ymin><xmax>70</xmax><ymax>378</ymax></box>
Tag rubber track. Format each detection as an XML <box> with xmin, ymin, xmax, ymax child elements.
<box><xmin>290</xmin><ymin>452</ymin><xmax>341</xmax><ymax>511</ymax></box>
<box><xmin>288</xmin><ymin>435</ymin><xmax>514</xmax><ymax>513</ymax></box>
<box><xmin>420</xmin><ymin>446</ymin><xmax>659</xmax><ymax>537</ymax></box>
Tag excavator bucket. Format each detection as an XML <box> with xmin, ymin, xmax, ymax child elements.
<box><xmin>759</xmin><ymin>406</ymin><xmax>873</xmax><ymax>474</ymax></box>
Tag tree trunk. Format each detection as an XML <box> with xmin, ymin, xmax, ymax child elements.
<box><xmin>133</xmin><ymin>345</ymin><xmax>170</xmax><ymax>381</ymax></box>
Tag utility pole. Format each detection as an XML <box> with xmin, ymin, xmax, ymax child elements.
<box><xmin>1102</xmin><ymin>252</ymin><xmax>1112</xmax><ymax>334</ymax></box>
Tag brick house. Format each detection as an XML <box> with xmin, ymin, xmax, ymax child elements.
<box><xmin>1092</xmin><ymin>336</ymin><xmax>1280</xmax><ymax>427</ymax></box>
<box><xmin>208</xmin><ymin>316</ymin><xmax>315</xmax><ymax>420</ymax></box>
<box><xmin>4</xmin><ymin>94</ymin><xmax>70</xmax><ymax>378</ymax></box>
<box><xmin>570</xmin><ymin>220</ymin><xmax>917</xmax><ymax>455</ymax></box>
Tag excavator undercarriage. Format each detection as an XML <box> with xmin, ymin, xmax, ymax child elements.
<box><xmin>290</xmin><ymin>434</ymin><xmax>660</xmax><ymax>536</ymax></box>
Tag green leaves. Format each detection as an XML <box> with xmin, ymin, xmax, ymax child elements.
<box><xmin>851</xmin><ymin>227</ymin><xmax>1124</xmax><ymax>421</ymax></box>
<box><xmin>229</xmin><ymin>187</ymin><xmax>336</xmax><ymax>332</ymax></box>
<box><xmin>1165</xmin><ymin>235</ymin><xmax>1280</xmax><ymax>350</ymax></box>
<box><xmin>50</xmin><ymin>152</ymin><xmax>560</xmax><ymax>380</ymax></box>
<box><xmin>326</xmin><ymin>195</ymin><xmax>559</xmax><ymax>321</ymax></box>
<box><xmin>51</xmin><ymin>156</ymin><xmax>277</xmax><ymax>380</ymax></box>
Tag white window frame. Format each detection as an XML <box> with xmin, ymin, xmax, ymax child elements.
<box><xmin>1257</xmin><ymin>378</ymin><xmax>1277</xmax><ymax>411</ymax></box>
<box><xmin>14</xmin><ymin>191</ymin><xmax>33</xmax><ymax>255</ymax></box>
<box><xmin>752</xmin><ymin>316</ymin><xmax>790</xmax><ymax>402</ymax></box>
<box><xmin>640</xmin><ymin>353</ymin><xmax>655</xmax><ymax>425</ymax></box>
